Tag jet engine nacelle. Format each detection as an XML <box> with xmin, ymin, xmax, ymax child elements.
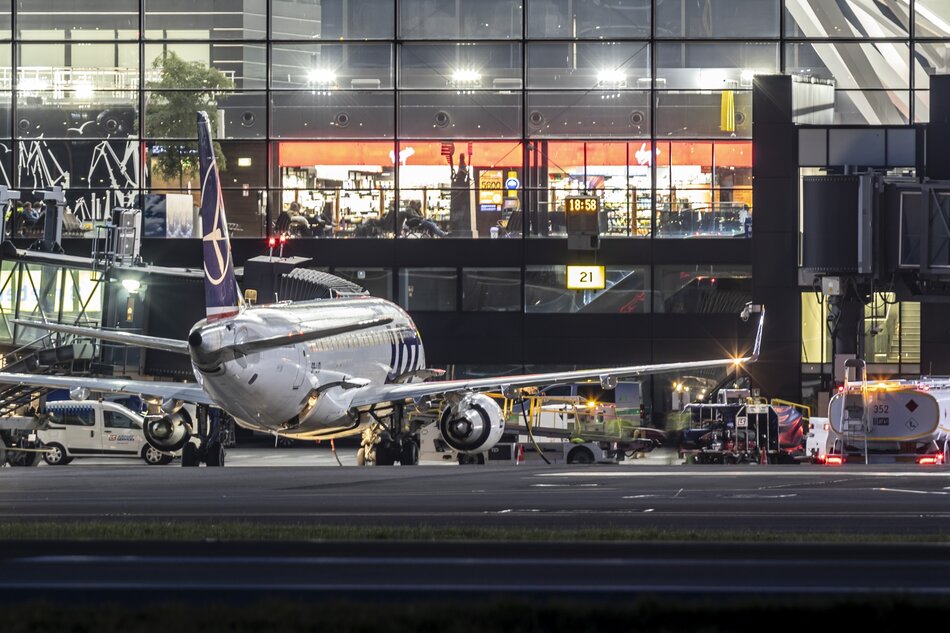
<box><xmin>438</xmin><ymin>393</ymin><xmax>505</xmax><ymax>455</ymax></box>
<box><xmin>143</xmin><ymin>409</ymin><xmax>193</xmax><ymax>452</ymax></box>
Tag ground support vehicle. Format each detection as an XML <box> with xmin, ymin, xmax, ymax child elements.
<box><xmin>678</xmin><ymin>392</ymin><xmax>810</xmax><ymax>464</ymax></box>
<box><xmin>824</xmin><ymin>375</ymin><xmax>949</xmax><ymax>465</ymax></box>
<box><xmin>38</xmin><ymin>400</ymin><xmax>175</xmax><ymax>465</ymax></box>
<box><xmin>0</xmin><ymin>414</ymin><xmax>50</xmax><ymax>466</ymax></box>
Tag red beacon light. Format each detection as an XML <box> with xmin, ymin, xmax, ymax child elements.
<box><xmin>267</xmin><ymin>236</ymin><xmax>277</xmax><ymax>248</ymax></box>
<box><xmin>279</xmin><ymin>233</ymin><xmax>288</xmax><ymax>244</ymax></box>
<box><xmin>824</xmin><ymin>455</ymin><xmax>845</xmax><ymax>465</ymax></box>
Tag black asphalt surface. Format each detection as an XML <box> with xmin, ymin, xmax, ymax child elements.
<box><xmin>2</xmin><ymin>463</ymin><xmax>949</xmax><ymax>533</ymax></box>
<box><xmin>2</xmin><ymin>463</ymin><xmax>949</xmax><ymax>599</ymax></box>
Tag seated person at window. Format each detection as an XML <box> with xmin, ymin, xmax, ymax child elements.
<box><xmin>404</xmin><ymin>200</ymin><xmax>446</xmax><ymax>237</ymax></box>
<box><xmin>287</xmin><ymin>202</ymin><xmax>313</xmax><ymax>237</ymax></box>
<box><xmin>310</xmin><ymin>202</ymin><xmax>335</xmax><ymax>237</ymax></box>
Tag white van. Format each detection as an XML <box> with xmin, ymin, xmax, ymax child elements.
<box><xmin>38</xmin><ymin>400</ymin><xmax>174</xmax><ymax>466</ymax></box>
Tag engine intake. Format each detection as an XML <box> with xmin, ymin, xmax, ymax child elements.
<box><xmin>143</xmin><ymin>409</ymin><xmax>192</xmax><ymax>452</ymax></box>
<box><xmin>438</xmin><ymin>393</ymin><xmax>505</xmax><ymax>455</ymax></box>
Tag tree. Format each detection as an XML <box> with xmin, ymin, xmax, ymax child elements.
<box><xmin>145</xmin><ymin>52</ymin><xmax>233</xmax><ymax>189</ymax></box>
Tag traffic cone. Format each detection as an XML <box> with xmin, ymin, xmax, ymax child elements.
<box><xmin>517</xmin><ymin>444</ymin><xmax>524</xmax><ymax>465</ymax></box>
<box><xmin>759</xmin><ymin>447</ymin><xmax>767</xmax><ymax>465</ymax></box>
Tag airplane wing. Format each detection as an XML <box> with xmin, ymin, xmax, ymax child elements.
<box><xmin>350</xmin><ymin>308</ymin><xmax>765</xmax><ymax>409</ymax></box>
<box><xmin>14</xmin><ymin>320</ymin><xmax>190</xmax><ymax>354</ymax></box>
<box><xmin>0</xmin><ymin>372</ymin><xmax>214</xmax><ymax>406</ymax></box>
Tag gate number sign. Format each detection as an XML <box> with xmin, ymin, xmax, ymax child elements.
<box><xmin>566</xmin><ymin>266</ymin><xmax>606</xmax><ymax>290</ymax></box>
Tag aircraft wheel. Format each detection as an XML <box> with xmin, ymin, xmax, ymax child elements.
<box><xmin>206</xmin><ymin>442</ymin><xmax>225</xmax><ymax>467</ymax></box>
<box><xmin>181</xmin><ymin>442</ymin><xmax>200</xmax><ymax>467</ymax></box>
<box><xmin>399</xmin><ymin>440</ymin><xmax>419</xmax><ymax>466</ymax></box>
<box><xmin>42</xmin><ymin>443</ymin><xmax>71</xmax><ymax>466</ymax></box>
<box><xmin>375</xmin><ymin>442</ymin><xmax>395</xmax><ymax>466</ymax></box>
<box><xmin>567</xmin><ymin>446</ymin><xmax>594</xmax><ymax>464</ymax></box>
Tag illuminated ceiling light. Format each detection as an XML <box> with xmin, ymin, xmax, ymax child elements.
<box><xmin>307</xmin><ymin>68</ymin><xmax>336</xmax><ymax>85</ymax></box>
<box><xmin>597</xmin><ymin>68</ymin><xmax>626</xmax><ymax>87</ymax></box>
<box><xmin>121</xmin><ymin>278</ymin><xmax>141</xmax><ymax>293</ymax></box>
<box><xmin>237</xmin><ymin>157</ymin><xmax>252</xmax><ymax>167</ymax></box>
<box><xmin>72</xmin><ymin>81</ymin><xmax>94</xmax><ymax>100</ymax></box>
<box><xmin>451</xmin><ymin>69</ymin><xmax>481</xmax><ymax>85</ymax></box>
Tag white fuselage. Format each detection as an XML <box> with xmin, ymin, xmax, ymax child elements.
<box><xmin>188</xmin><ymin>296</ymin><xmax>424</xmax><ymax>438</ymax></box>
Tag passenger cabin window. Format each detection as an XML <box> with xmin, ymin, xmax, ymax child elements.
<box><xmin>103</xmin><ymin>411</ymin><xmax>139</xmax><ymax>430</ymax></box>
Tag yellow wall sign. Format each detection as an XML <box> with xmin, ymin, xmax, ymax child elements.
<box><xmin>566</xmin><ymin>265</ymin><xmax>606</xmax><ymax>290</ymax></box>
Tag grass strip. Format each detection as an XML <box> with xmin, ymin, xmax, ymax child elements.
<box><xmin>0</xmin><ymin>520</ymin><xmax>946</xmax><ymax>543</ymax></box>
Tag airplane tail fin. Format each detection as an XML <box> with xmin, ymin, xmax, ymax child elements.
<box><xmin>197</xmin><ymin>111</ymin><xmax>241</xmax><ymax>320</ymax></box>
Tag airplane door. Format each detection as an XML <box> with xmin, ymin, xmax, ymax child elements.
<box><xmin>293</xmin><ymin>347</ymin><xmax>307</xmax><ymax>390</ymax></box>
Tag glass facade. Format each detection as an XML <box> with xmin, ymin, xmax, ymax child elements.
<box><xmin>2</xmin><ymin>0</ymin><xmax>939</xmax><ymax>239</ymax></box>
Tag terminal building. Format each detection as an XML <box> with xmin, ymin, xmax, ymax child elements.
<box><xmin>0</xmin><ymin>1</ymin><xmax>948</xmax><ymax>423</ymax></box>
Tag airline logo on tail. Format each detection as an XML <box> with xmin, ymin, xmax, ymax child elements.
<box><xmin>197</xmin><ymin>111</ymin><xmax>241</xmax><ymax>320</ymax></box>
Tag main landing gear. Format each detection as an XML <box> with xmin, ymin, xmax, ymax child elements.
<box><xmin>358</xmin><ymin>402</ymin><xmax>420</xmax><ymax>466</ymax></box>
<box><xmin>181</xmin><ymin>405</ymin><xmax>226</xmax><ymax>468</ymax></box>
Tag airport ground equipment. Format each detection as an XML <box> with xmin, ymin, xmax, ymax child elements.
<box><xmin>825</xmin><ymin>377</ymin><xmax>950</xmax><ymax>464</ymax></box>
<box><xmin>417</xmin><ymin>390</ymin><xmax>659</xmax><ymax>465</ymax></box>
<box><xmin>0</xmin><ymin>413</ymin><xmax>50</xmax><ymax>466</ymax></box>
<box><xmin>678</xmin><ymin>390</ymin><xmax>811</xmax><ymax>464</ymax></box>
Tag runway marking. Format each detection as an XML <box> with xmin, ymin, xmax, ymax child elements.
<box><xmin>622</xmin><ymin>494</ymin><xmax>661</xmax><ymax>499</ymax></box>
<box><xmin>875</xmin><ymin>488</ymin><xmax>950</xmax><ymax>496</ymax></box>
<box><xmin>531</xmin><ymin>484</ymin><xmax>600</xmax><ymax>488</ymax></box>
<box><xmin>538</xmin><ymin>471</ymin><xmax>950</xmax><ymax>479</ymax></box>
<box><xmin>674</xmin><ymin>488</ymin><xmax>684</xmax><ymax>498</ymax></box>
<box><xmin>643</xmin><ymin>509</ymin><xmax>654</xmax><ymax>513</ymax></box>
<box><xmin>722</xmin><ymin>494</ymin><xmax>798</xmax><ymax>499</ymax></box>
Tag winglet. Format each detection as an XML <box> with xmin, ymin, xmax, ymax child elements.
<box><xmin>198</xmin><ymin>111</ymin><xmax>241</xmax><ymax>321</ymax></box>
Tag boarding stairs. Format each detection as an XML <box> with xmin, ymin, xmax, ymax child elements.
<box><xmin>0</xmin><ymin>336</ymin><xmax>87</xmax><ymax>416</ymax></box>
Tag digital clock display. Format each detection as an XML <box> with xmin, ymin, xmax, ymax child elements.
<box><xmin>565</xmin><ymin>196</ymin><xmax>600</xmax><ymax>214</ymax></box>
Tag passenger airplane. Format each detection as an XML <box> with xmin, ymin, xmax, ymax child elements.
<box><xmin>0</xmin><ymin>112</ymin><xmax>765</xmax><ymax>466</ymax></box>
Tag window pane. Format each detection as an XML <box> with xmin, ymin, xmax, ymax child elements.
<box><xmin>801</xmin><ymin>292</ymin><xmax>829</xmax><ymax>364</ymax></box>
<box><xmin>655</xmin><ymin>91</ymin><xmax>752</xmax><ymax>139</ymax></box>
<box><xmin>656</xmin><ymin>0</ymin><xmax>779</xmax><ymax>38</ymax></box>
<box><xmin>0</xmin><ymin>0</ymin><xmax>9</xmax><ymax>39</ymax></box>
<box><xmin>272</xmin><ymin>0</ymin><xmax>394</xmax><ymax>40</ymax></box>
<box><xmin>785</xmin><ymin>0</ymin><xmax>909</xmax><ymax>38</ymax></box>
<box><xmin>916</xmin><ymin>0</ymin><xmax>950</xmax><ymax>37</ymax></box>
<box><xmin>400</xmin><ymin>0</ymin><xmax>522</xmax><ymax>40</ymax></box>
<box><xmin>146</xmin><ymin>92</ymin><xmax>267</xmax><ymax>139</ymax></box>
<box><xmin>399</xmin><ymin>43</ymin><xmax>521</xmax><ymax>91</ymax></box>
<box><xmin>271</xmin><ymin>91</ymin><xmax>395</xmax><ymax>139</ymax></box>
<box><xmin>527</xmin><ymin>0</ymin><xmax>650</xmax><ymax>39</ymax></box>
<box><xmin>655</xmin><ymin>42</ymin><xmax>778</xmax><ymax>90</ymax></box>
<box><xmin>527</xmin><ymin>42</ymin><xmax>649</xmax><ymax>90</ymax></box>
<box><xmin>18</xmin><ymin>43</ymin><xmax>139</xmax><ymax>89</ymax></box>
<box><xmin>462</xmin><ymin>268</ymin><xmax>521</xmax><ymax>311</ymax></box>
<box><xmin>15</xmin><ymin>97</ymin><xmax>137</xmax><ymax>139</ymax></box>
<box><xmin>17</xmin><ymin>0</ymin><xmax>138</xmax><ymax>38</ymax></box>
<box><xmin>398</xmin><ymin>91</ymin><xmax>521</xmax><ymax>139</ymax></box>
<box><xmin>914</xmin><ymin>42</ymin><xmax>950</xmax><ymax>91</ymax></box>
<box><xmin>655</xmin><ymin>266</ymin><xmax>752</xmax><ymax>313</ymax></box>
<box><xmin>784</xmin><ymin>42</ymin><xmax>909</xmax><ymax>90</ymax></box>
<box><xmin>334</xmin><ymin>268</ymin><xmax>393</xmax><ymax>299</ymax></box>
<box><xmin>145</xmin><ymin>0</ymin><xmax>266</xmax><ymax>40</ymax></box>
<box><xmin>398</xmin><ymin>140</ymin><xmax>522</xmax><ymax>238</ymax></box>
<box><xmin>278</xmin><ymin>141</ymin><xmax>395</xmax><ymax>238</ymax></box>
<box><xmin>400</xmin><ymin>268</ymin><xmax>457</xmax><ymax>311</ymax></box>
<box><xmin>832</xmin><ymin>90</ymin><xmax>909</xmax><ymax>125</ymax></box>
<box><xmin>526</xmin><ymin>91</ymin><xmax>650</xmax><ymax>139</ymax></box>
<box><xmin>145</xmin><ymin>43</ymin><xmax>267</xmax><ymax>91</ymax></box>
<box><xmin>525</xmin><ymin>266</ymin><xmax>649</xmax><ymax>313</ymax></box>
<box><xmin>271</xmin><ymin>42</ymin><xmax>393</xmax><ymax>90</ymax></box>
<box><xmin>17</xmin><ymin>140</ymin><xmax>140</xmax><ymax>191</ymax></box>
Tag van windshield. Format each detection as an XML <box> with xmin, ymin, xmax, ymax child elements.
<box><xmin>103</xmin><ymin>410</ymin><xmax>141</xmax><ymax>430</ymax></box>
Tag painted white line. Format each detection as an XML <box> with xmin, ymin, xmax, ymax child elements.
<box><xmin>875</xmin><ymin>488</ymin><xmax>950</xmax><ymax>496</ymax></box>
<box><xmin>622</xmin><ymin>494</ymin><xmax>661</xmax><ymax>499</ymax></box>
<box><xmin>538</xmin><ymin>471</ymin><xmax>950</xmax><ymax>478</ymax></box>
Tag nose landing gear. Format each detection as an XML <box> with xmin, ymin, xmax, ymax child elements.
<box><xmin>358</xmin><ymin>402</ymin><xmax>421</xmax><ymax>466</ymax></box>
